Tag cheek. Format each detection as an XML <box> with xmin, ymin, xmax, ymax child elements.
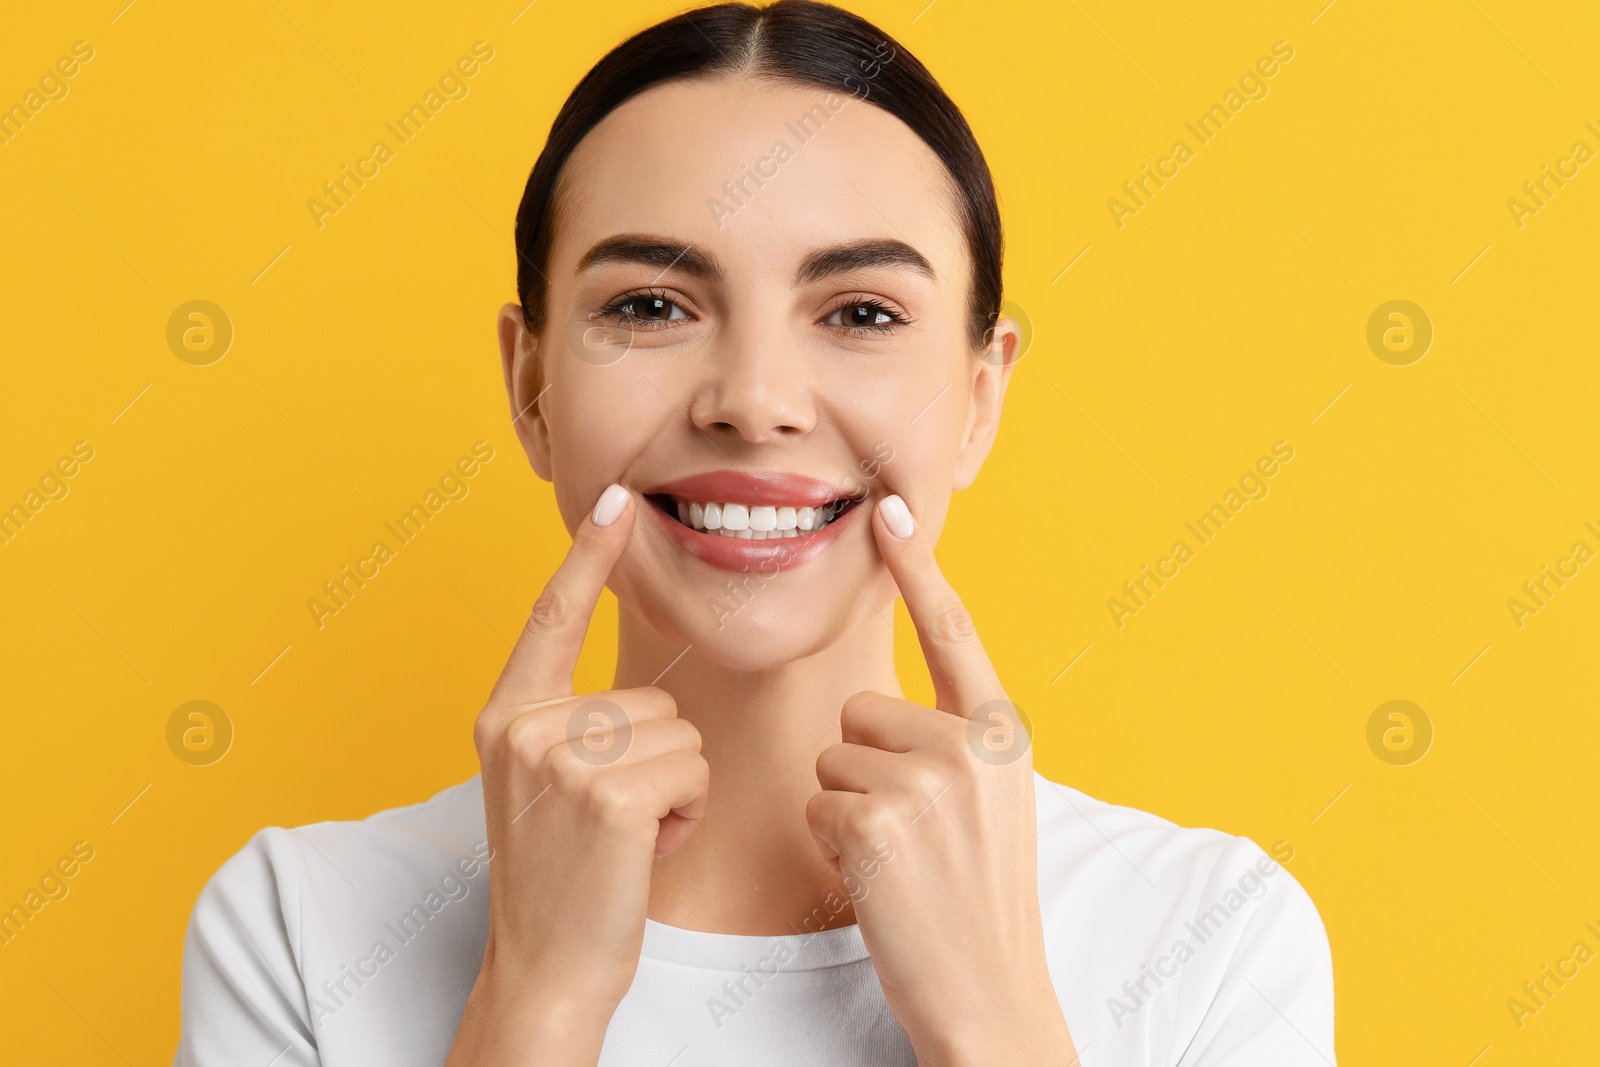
<box><xmin>823</xmin><ymin>350</ymin><xmax>966</xmax><ymax>469</ymax></box>
<box><xmin>873</xmin><ymin>415</ymin><xmax>962</xmax><ymax>554</ymax></box>
<box><xmin>870</xmin><ymin>401</ymin><xmax>963</xmax><ymax>504</ymax></box>
<box><xmin>545</xmin><ymin>366</ymin><xmax>662</xmax><ymax>520</ymax></box>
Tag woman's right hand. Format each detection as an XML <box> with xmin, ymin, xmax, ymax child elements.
<box><xmin>446</xmin><ymin>484</ymin><xmax>709</xmax><ymax>1067</ymax></box>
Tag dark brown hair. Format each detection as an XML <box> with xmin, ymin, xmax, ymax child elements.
<box><xmin>512</xmin><ymin>0</ymin><xmax>1003</xmax><ymax>350</ymax></box>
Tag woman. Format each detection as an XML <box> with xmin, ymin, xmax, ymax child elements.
<box><xmin>176</xmin><ymin>2</ymin><xmax>1334</xmax><ymax>1064</ymax></box>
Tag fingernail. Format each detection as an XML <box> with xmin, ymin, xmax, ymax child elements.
<box><xmin>593</xmin><ymin>483</ymin><xmax>629</xmax><ymax>527</ymax></box>
<box><xmin>878</xmin><ymin>494</ymin><xmax>914</xmax><ymax>539</ymax></box>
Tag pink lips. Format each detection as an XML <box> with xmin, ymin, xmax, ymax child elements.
<box><xmin>644</xmin><ymin>469</ymin><xmax>865</xmax><ymax>573</ymax></box>
<box><xmin>648</xmin><ymin>470</ymin><xmax>850</xmax><ymax>509</ymax></box>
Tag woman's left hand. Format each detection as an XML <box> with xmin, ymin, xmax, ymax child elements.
<box><xmin>806</xmin><ymin>494</ymin><xmax>1078</xmax><ymax>1067</ymax></box>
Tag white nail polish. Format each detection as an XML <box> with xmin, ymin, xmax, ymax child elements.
<box><xmin>593</xmin><ymin>484</ymin><xmax>629</xmax><ymax>527</ymax></box>
<box><xmin>878</xmin><ymin>494</ymin><xmax>914</xmax><ymax>539</ymax></box>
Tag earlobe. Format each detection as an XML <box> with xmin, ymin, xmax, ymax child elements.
<box><xmin>498</xmin><ymin>302</ymin><xmax>553</xmax><ymax>481</ymax></box>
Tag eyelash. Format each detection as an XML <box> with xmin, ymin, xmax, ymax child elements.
<box><xmin>826</xmin><ymin>296</ymin><xmax>911</xmax><ymax>335</ymax></box>
<box><xmin>595</xmin><ymin>289</ymin><xmax>911</xmax><ymax>336</ymax></box>
<box><xmin>595</xmin><ymin>289</ymin><xmax>685</xmax><ymax>332</ymax></box>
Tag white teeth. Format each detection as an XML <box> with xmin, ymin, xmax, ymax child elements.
<box><xmin>671</xmin><ymin>498</ymin><xmax>849</xmax><ymax>537</ymax></box>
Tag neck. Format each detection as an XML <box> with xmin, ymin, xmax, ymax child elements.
<box><xmin>613</xmin><ymin>594</ymin><xmax>902</xmax><ymax>936</ymax></box>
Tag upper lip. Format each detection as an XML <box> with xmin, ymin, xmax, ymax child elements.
<box><xmin>645</xmin><ymin>470</ymin><xmax>862</xmax><ymax>508</ymax></box>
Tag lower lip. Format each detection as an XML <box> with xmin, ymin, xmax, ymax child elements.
<box><xmin>648</xmin><ymin>499</ymin><xmax>863</xmax><ymax>572</ymax></box>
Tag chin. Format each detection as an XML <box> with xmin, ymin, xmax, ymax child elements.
<box><xmin>613</xmin><ymin>524</ymin><xmax>891</xmax><ymax>674</ymax></box>
<box><xmin>678</xmin><ymin>593</ymin><xmax>852</xmax><ymax>672</ymax></box>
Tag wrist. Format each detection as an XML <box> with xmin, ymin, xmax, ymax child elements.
<box><xmin>449</xmin><ymin>957</ymin><xmax>620</xmax><ymax>1066</ymax></box>
<box><xmin>920</xmin><ymin>987</ymin><xmax>1074</xmax><ymax>1067</ymax></box>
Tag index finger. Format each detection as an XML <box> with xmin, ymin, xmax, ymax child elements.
<box><xmin>870</xmin><ymin>493</ymin><xmax>1006</xmax><ymax>715</ymax></box>
<box><xmin>490</xmin><ymin>483</ymin><xmax>635</xmax><ymax>704</ymax></box>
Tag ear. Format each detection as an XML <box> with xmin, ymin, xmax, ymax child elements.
<box><xmin>499</xmin><ymin>301</ymin><xmax>552</xmax><ymax>482</ymax></box>
<box><xmin>952</xmin><ymin>315</ymin><xmax>1019</xmax><ymax>492</ymax></box>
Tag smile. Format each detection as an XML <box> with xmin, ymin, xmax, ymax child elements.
<box><xmin>642</xmin><ymin>470</ymin><xmax>867</xmax><ymax>572</ymax></box>
<box><xmin>665</xmin><ymin>499</ymin><xmax>850</xmax><ymax>538</ymax></box>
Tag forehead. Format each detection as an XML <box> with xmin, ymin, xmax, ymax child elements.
<box><xmin>551</xmin><ymin>74</ymin><xmax>966</xmax><ymax>281</ymax></box>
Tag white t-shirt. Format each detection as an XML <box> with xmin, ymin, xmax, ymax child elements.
<box><xmin>174</xmin><ymin>773</ymin><xmax>1335</xmax><ymax>1066</ymax></box>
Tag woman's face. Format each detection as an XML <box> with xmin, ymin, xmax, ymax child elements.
<box><xmin>501</xmin><ymin>75</ymin><xmax>1015</xmax><ymax>670</ymax></box>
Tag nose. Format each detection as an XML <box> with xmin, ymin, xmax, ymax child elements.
<box><xmin>686</xmin><ymin>322</ymin><xmax>815</xmax><ymax>444</ymax></box>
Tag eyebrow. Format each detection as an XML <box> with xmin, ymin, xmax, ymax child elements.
<box><xmin>575</xmin><ymin>234</ymin><xmax>936</xmax><ymax>286</ymax></box>
<box><xmin>577</xmin><ymin>235</ymin><xmax>722</xmax><ymax>281</ymax></box>
<box><xmin>795</xmin><ymin>238</ymin><xmax>936</xmax><ymax>285</ymax></box>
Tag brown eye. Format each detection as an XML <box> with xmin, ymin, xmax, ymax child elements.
<box><xmin>601</xmin><ymin>290</ymin><xmax>689</xmax><ymax>326</ymax></box>
<box><xmin>846</xmin><ymin>304</ymin><xmax>884</xmax><ymax>327</ymax></box>
<box><xmin>629</xmin><ymin>295</ymin><xmax>675</xmax><ymax>320</ymax></box>
<box><xmin>825</xmin><ymin>300</ymin><xmax>903</xmax><ymax>332</ymax></box>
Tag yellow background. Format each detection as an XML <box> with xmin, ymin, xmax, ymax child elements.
<box><xmin>2</xmin><ymin>0</ymin><xmax>1596</xmax><ymax>1062</ymax></box>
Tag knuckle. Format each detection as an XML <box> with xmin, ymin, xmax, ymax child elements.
<box><xmin>908</xmin><ymin>535</ymin><xmax>940</xmax><ymax>572</ymax></box>
<box><xmin>840</xmin><ymin>690</ymin><xmax>877</xmax><ymax>725</ymax></box>
<box><xmin>846</xmin><ymin>799</ymin><xmax>899</xmax><ymax>847</ymax></box>
<box><xmin>933</xmin><ymin>596</ymin><xmax>977</xmax><ymax>646</ymax></box>
<box><xmin>501</xmin><ymin>713</ymin><xmax>532</xmax><ymax>753</ymax></box>
<box><xmin>471</xmin><ymin>710</ymin><xmax>498</xmax><ymax>755</ymax></box>
<box><xmin>669</xmin><ymin>716</ymin><xmax>703</xmax><ymax>751</ymax></box>
<box><xmin>839</xmin><ymin>695</ymin><xmax>888</xmax><ymax>744</ymax></box>
<box><xmin>543</xmin><ymin>740</ymin><xmax>588</xmax><ymax>791</ymax></box>
<box><xmin>677</xmin><ymin>751</ymin><xmax>711</xmax><ymax>792</ymax></box>
<box><xmin>565</xmin><ymin>703</ymin><xmax>632</xmax><ymax>766</ymax></box>
<box><xmin>905</xmin><ymin>762</ymin><xmax>947</xmax><ymax>801</ymax></box>
<box><xmin>582</xmin><ymin>777</ymin><xmax>637</xmax><ymax>826</ymax></box>
<box><xmin>837</xmin><ymin>707</ymin><xmax>863</xmax><ymax>742</ymax></box>
<box><xmin>526</xmin><ymin>586</ymin><xmax>576</xmax><ymax>634</ymax></box>
<box><xmin>842</xmin><ymin>690</ymin><xmax>874</xmax><ymax>713</ymax></box>
<box><xmin>631</xmin><ymin>685</ymin><xmax>678</xmax><ymax>717</ymax></box>
<box><xmin>504</xmin><ymin>712</ymin><xmax>554</xmax><ymax>763</ymax></box>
